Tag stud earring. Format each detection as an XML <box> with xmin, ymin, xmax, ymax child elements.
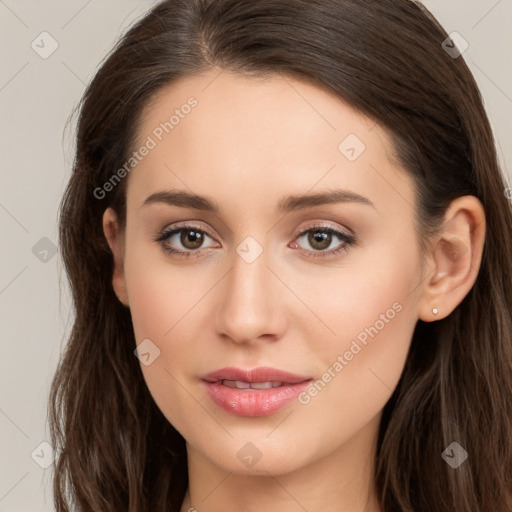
<box><xmin>432</xmin><ymin>307</ymin><xmax>439</xmax><ymax>316</ymax></box>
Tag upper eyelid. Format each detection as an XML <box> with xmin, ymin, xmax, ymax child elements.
<box><xmin>160</xmin><ymin>221</ymin><xmax>350</xmax><ymax>236</ymax></box>
<box><xmin>293</xmin><ymin>223</ymin><xmax>352</xmax><ymax>238</ymax></box>
<box><xmin>159</xmin><ymin>223</ymin><xmax>353</xmax><ymax>246</ymax></box>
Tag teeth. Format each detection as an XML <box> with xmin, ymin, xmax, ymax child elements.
<box><xmin>221</xmin><ymin>380</ymin><xmax>283</xmax><ymax>389</ymax></box>
<box><xmin>222</xmin><ymin>380</ymin><xmax>250</xmax><ymax>389</ymax></box>
<box><xmin>250</xmin><ymin>381</ymin><xmax>273</xmax><ymax>389</ymax></box>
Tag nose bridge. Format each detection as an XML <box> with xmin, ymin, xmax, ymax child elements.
<box><xmin>215</xmin><ymin>237</ymin><xmax>282</xmax><ymax>343</ymax></box>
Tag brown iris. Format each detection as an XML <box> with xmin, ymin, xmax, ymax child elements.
<box><xmin>308</xmin><ymin>230</ymin><xmax>331</xmax><ymax>251</ymax></box>
<box><xmin>180</xmin><ymin>229</ymin><xmax>204</xmax><ymax>250</ymax></box>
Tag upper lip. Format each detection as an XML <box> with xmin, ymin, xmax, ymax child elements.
<box><xmin>201</xmin><ymin>366</ymin><xmax>312</xmax><ymax>384</ymax></box>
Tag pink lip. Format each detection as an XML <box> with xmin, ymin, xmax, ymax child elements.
<box><xmin>201</xmin><ymin>366</ymin><xmax>313</xmax><ymax>417</ymax></box>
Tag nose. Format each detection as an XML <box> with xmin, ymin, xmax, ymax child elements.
<box><xmin>214</xmin><ymin>243</ymin><xmax>287</xmax><ymax>345</ymax></box>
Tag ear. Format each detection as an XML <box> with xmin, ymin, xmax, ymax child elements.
<box><xmin>102</xmin><ymin>207</ymin><xmax>129</xmax><ymax>307</ymax></box>
<box><xmin>417</xmin><ymin>195</ymin><xmax>486</xmax><ymax>322</ymax></box>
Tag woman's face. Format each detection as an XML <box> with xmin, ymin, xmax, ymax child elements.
<box><xmin>112</xmin><ymin>69</ymin><xmax>429</xmax><ymax>475</ymax></box>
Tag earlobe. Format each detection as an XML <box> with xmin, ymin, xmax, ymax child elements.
<box><xmin>102</xmin><ymin>207</ymin><xmax>129</xmax><ymax>307</ymax></box>
<box><xmin>418</xmin><ymin>195</ymin><xmax>486</xmax><ymax>322</ymax></box>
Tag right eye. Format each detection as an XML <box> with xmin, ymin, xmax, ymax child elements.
<box><xmin>155</xmin><ymin>225</ymin><xmax>219</xmax><ymax>258</ymax></box>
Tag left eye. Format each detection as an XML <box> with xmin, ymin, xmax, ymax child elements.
<box><xmin>291</xmin><ymin>226</ymin><xmax>355</xmax><ymax>257</ymax></box>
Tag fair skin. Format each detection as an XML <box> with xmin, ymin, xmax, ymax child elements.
<box><xmin>102</xmin><ymin>68</ymin><xmax>485</xmax><ymax>512</ymax></box>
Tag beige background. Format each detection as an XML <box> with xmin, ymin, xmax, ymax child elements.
<box><xmin>1</xmin><ymin>0</ymin><xmax>511</xmax><ymax>510</ymax></box>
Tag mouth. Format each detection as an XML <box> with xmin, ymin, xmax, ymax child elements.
<box><xmin>201</xmin><ymin>367</ymin><xmax>313</xmax><ymax>417</ymax></box>
<box><xmin>219</xmin><ymin>380</ymin><xmax>286</xmax><ymax>389</ymax></box>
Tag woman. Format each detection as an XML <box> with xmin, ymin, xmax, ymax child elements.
<box><xmin>49</xmin><ymin>0</ymin><xmax>512</xmax><ymax>510</ymax></box>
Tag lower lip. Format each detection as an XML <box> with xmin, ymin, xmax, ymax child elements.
<box><xmin>203</xmin><ymin>380</ymin><xmax>312</xmax><ymax>417</ymax></box>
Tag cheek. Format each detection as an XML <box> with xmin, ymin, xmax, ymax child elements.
<box><xmin>289</xmin><ymin>235</ymin><xmax>420</xmax><ymax>358</ymax></box>
<box><xmin>124</xmin><ymin>235</ymin><xmax>215</xmax><ymax>345</ymax></box>
<box><xmin>294</xmin><ymin>303</ymin><xmax>415</xmax><ymax>459</ymax></box>
<box><xmin>292</xmin><ymin>244</ymin><xmax>421</xmax><ymax>437</ymax></box>
<box><xmin>123</xmin><ymin>246</ymin><xmax>218</xmax><ymax>432</ymax></box>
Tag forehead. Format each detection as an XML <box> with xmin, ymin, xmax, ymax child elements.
<box><xmin>134</xmin><ymin>69</ymin><xmax>377</xmax><ymax>152</ymax></box>
<box><xmin>126</xmin><ymin>69</ymin><xmax>414</xmax><ymax>218</ymax></box>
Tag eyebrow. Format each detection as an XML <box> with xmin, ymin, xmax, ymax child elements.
<box><xmin>140</xmin><ymin>189</ymin><xmax>375</xmax><ymax>213</ymax></box>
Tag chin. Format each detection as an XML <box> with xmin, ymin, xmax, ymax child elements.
<box><xmin>189</xmin><ymin>433</ymin><xmax>316</xmax><ymax>476</ymax></box>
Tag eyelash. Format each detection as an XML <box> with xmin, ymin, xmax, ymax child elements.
<box><xmin>154</xmin><ymin>223</ymin><xmax>356</xmax><ymax>260</ymax></box>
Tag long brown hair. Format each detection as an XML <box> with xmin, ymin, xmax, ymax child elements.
<box><xmin>49</xmin><ymin>0</ymin><xmax>512</xmax><ymax>510</ymax></box>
